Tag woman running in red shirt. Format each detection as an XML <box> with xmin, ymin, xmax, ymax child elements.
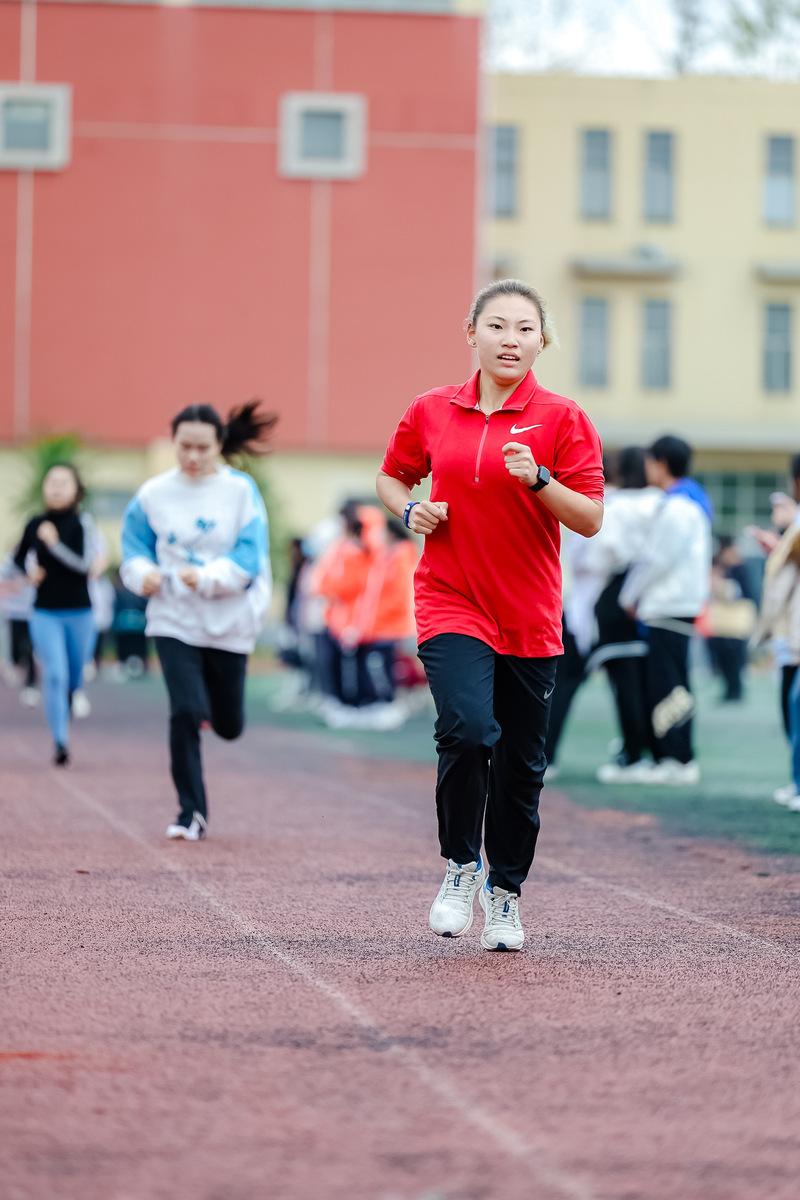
<box><xmin>377</xmin><ymin>279</ymin><xmax>604</xmax><ymax>951</ymax></box>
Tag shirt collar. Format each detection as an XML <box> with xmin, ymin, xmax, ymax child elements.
<box><xmin>450</xmin><ymin>369</ymin><xmax>539</xmax><ymax>413</ymax></box>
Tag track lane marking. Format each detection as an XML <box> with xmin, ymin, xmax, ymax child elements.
<box><xmin>48</xmin><ymin>768</ymin><xmax>596</xmax><ymax>1200</ymax></box>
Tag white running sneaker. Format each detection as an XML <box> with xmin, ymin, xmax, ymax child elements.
<box><xmin>429</xmin><ymin>857</ymin><xmax>486</xmax><ymax>937</ymax></box>
<box><xmin>597</xmin><ymin>760</ymin><xmax>655</xmax><ymax>784</ymax></box>
<box><xmin>647</xmin><ymin>758</ymin><xmax>701</xmax><ymax>786</ymax></box>
<box><xmin>786</xmin><ymin>795</ymin><xmax>800</xmax><ymax>813</ymax></box>
<box><xmin>20</xmin><ymin>687</ymin><xmax>40</xmax><ymax>707</ymax></box>
<box><xmin>774</xmin><ymin>783</ymin><xmax>798</xmax><ymax>805</ymax></box>
<box><xmin>71</xmin><ymin>689</ymin><xmax>92</xmax><ymax>719</ymax></box>
<box><xmin>479</xmin><ymin>882</ymin><xmax>524</xmax><ymax>952</ymax></box>
<box><xmin>166</xmin><ymin>812</ymin><xmax>208</xmax><ymax>841</ymax></box>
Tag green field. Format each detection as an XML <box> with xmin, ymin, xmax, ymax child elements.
<box><xmin>245</xmin><ymin>664</ymin><xmax>800</xmax><ymax>858</ymax></box>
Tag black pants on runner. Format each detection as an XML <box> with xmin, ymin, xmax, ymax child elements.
<box><xmin>782</xmin><ymin>665</ymin><xmax>799</xmax><ymax>740</ymax></box>
<box><xmin>418</xmin><ymin>633</ymin><xmax>557</xmax><ymax>895</ymax></box>
<box><xmin>543</xmin><ymin>624</ymin><xmax>586</xmax><ymax>766</ymax></box>
<box><xmin>644</xmin><ymin>622</ymin><xmax>695</xmax><ymax>764</ymax></box>
<box><xmin>155</xmin><ymin>636</ymin><xmax>247</xmax><ymax>825</ymax></box>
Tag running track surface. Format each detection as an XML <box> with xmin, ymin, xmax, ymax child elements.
<box><xmin>2</xmin><ymin>682</ymin><xmax>800</xmax><ymax>1200</ymax></box>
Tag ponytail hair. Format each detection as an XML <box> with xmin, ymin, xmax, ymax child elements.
<box><xmin>170</xmin><ymin>400</ymin><xmax>278</xmax><ymax>460</ymax></box>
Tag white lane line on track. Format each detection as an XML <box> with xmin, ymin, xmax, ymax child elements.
<box><xmin>266</xmin><ymin>761</ymin><xmax>800</xmax><ymax>961</ymax></box>
<box><xmin>50</xmin><ymin>769</ymin><xmax>596</xmax><ymax>1200</ymax></box>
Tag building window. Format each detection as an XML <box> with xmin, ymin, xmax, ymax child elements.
<box><xmin>644</xmin><ymin>131</ymin><xmax>673</xmax><ymax>222</ymax></box>
<box><xmin>279</xmin><ymin>93</ymin><xmax>367</xmax><ymax>180</ymax></box>
<box><xmin>580</xmin><ymin>129</ymin><xmax>611</xmax><ymax>220</ymax></box>
<box><xmin>579</xmin><ymin>297</ymin><xmax>608</xmax><ymax>386</ymax></box>
<box><xmin>764</xmin><ymin>136</ymin><xmax>795</xmax><ymax>226</ymax></box>
<box><xmin>764</xmin><ymin>303</ymin><xmax>792</xmax><ymax>391</ymax></box>
<box><xmin>0</xmin><ymin>84</ymin><xmax>71</xmax><ymax>170</ymax></box>
<box><xmin>488</xmin><ymin>125</ymin><xmax>517</xmax><ymax>218</ymax></box>
<box><xmin>642</xmin><ymin>299</ymin><xmax>671</xmax><ymax>389</ymax></box>
<box><xmin>694</xmin><ymin>471</ymin><xmax>788</xmax><ymax>537</ymax></box>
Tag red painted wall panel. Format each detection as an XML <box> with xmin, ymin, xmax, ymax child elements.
<box><xmin>4</xmin><ymin>3</ymin><xmax>480</xmax><ymax>450</ymax></box>
<box><xmin>30</xmin><ymin>136</ymin><xmax>310</xmax><ymax>444</ymax></box>
<box><xmin>0</xmin><ymin>176</ymin><xmax>17</xmax><ymax>442</ymax></box>
<box><xmin>38</xmin><ymin>5</ymin><xmax>315</xmax><ymax>126</ymax></box>
<box><xmin>328</xmin><ymin>144</ymin><xmax>477</xmax><ymax>450</ymax></box>
<box><xmin>332</xmin><ymin>13</ymin><xmax>480</xmax><ymax>134</ymax></box>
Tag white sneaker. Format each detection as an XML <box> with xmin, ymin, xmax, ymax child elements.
<box><xmin>429</xmin><ymin>857</ymin><xmax>486</xmax><ymax>937</ymax></box>
<box><xmin>597</xmin><ymin>760</ymin><xmax>655</xmax><ymax>784</ymax></box>
<box><xmin>20</xmin><ymin>686</ymin><xmax>40</xmax><ymax>707</ymax></box>
<box><xmin>774</xmin><ymin>783</ymin><xmax>798</xmax><ymax>805</ymax></box>
<box><xmin>166</xmin><ymin>812</ymin><xmax>208</xmax><ymax>841</ymax></box>
<box><xmin>72</xmin><ymin>689</ymin><xmax>91</xmax><ymax>719</ymax></box>
<box><xmin>786</xmin><ymin>796</ymin><xmax>800</xmax><ymax>813</ymax></box>
<box><xmin>479</xmin><ymin>882</ymin><xmax>524</xmax><ymax>952</ymax></box>
<box><xmin>648</xmin><ymin>758</ymin><xmax>701</xmax><ymax>786</ymax></box>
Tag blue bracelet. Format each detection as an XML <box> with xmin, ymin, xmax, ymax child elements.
<box><xmin>403</xmin><ymin>501</ymin><xmax>419</xmax><ymax>528</ymax></box>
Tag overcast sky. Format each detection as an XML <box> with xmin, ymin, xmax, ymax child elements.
<box><xmin>488</xmin><ymin>0</ymin><xmax>800</xmax><ymax>77</ymax></box>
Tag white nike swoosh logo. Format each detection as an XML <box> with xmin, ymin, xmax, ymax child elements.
<box><xmin>509</xmin><ymin>423</ymin><xmax>543</xmax><ymax>435</ymax></box>
<box><xmin>544</xmin><ymin>686</ymin><xmax>554</xmax><ymax>699</ymax></box>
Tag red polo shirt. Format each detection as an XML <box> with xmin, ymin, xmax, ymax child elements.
<box><xmin>380</xmin><ymin>370</ymin><xmax>604</xmax><ymax>658</ymax></box>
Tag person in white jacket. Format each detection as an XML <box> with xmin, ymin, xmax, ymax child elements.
<box><xmin>583</xmin><ymin>447</ymin><xmax>662</xmax><ymax>781</ymax></box>
<box><xmin>121</xmin><ymin>401</ymin><xmax>275</xmax><ymax>839</ymax></box>
<box><xmin>619</xmin><ymin>435</ymin><xmax>712</xmax><ymax>785</ymax></box>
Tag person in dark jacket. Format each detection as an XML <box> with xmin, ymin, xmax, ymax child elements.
<box><xmin>12</xmin><ymin>464</ymin><xmax>98</xmax><ymax>766</ymax></box>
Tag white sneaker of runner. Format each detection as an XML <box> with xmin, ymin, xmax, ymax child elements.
<box><xmin>597</xmin><ymin>760</ymin><xmax>655</xmax><ymax>784</ymax></box>
<box><xmin>71</xmin><ymin>689</ymin><xmax>92</xmax><ymax>719</ymax></box>
<box><xmin>20</xmin><ymin>687</ymin><xmax>40</xmax><ymax>707</ymax></box>
<box><xmin>647</xmin><ymin>758</ymin><xmax>701</xmax><ymax>786</ymax></box>
<box><xmin>786</xmin><ymin>795</ymin><xmax>800</xmax><ymax>813</ymax></box>
<box><xmin>166</xmin><ymin>812</ymin><xmax>208</xmax><ymax>841</ymax></box>
<box><xmin>774</xmin><ymin>783</ymin><xmax>798</xmax><ymax>805</ymax></box>
<box><xmin>479</xmin><ymin>882</ymin><xmax>524</xmax><ymax>952</ymax></box>
<box><xmin>429</xmin><ymin>857</ymin><xmax>485</xmax><ymax>937</ymax></box>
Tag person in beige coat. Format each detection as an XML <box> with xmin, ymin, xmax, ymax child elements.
<box><xmin>751</xmin><ymin>507</ymin><xmax>800</xmax><ymax>808</ymax></box>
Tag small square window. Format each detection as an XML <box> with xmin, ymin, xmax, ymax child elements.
<box><xmin>280</xmin><ymin>93</ymin><xmax>367</xmax><ymax>180</ymax></box>
<box><xmin>0</xmin><ymin>84</ymin><xmax>70</xmax><ymax>170</ymax></box>
<box><xmin>5</xmin><ymin>100</ymin><xmax>51</xmax><ymax>151</ymax></box>
<box><xmin>300</xmin><ymin>111</ymin><xmax>345</xmax><ymax>160</ymax></box>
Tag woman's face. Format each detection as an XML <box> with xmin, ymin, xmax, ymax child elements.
<box><xmin>468</xmin><ymin>296</ymin><xmax>544</xmax><ymax>385</ymax></box>
<box><xmin>174</xmin><ymin>421</ymin><xmax>221</xmax><ymax>478</ymax></box>
<box><xmin>42</xmin><ymin>466</ymin><xmax>79</xmax><ymax>511</ymax></box>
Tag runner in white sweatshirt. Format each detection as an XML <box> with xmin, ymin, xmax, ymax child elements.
<box><xmin>619</xmin><ymin>435</ymin><xmax>712</xmax><ymax>785</ymax></box>
<box><xmin>121</xmin><ymin>401</ymin><xmax>276</xmax><ymax>839</ymax></box>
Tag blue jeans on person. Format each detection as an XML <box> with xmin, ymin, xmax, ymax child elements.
<box><xmin>789</xmin><ymin>668</ymin><xmax>800</xmax><ymax>789</ymax></box>
<box><xmin>29</xmin><ymin>608</ymin><xmax>96</xmax><ymax>747</ymax></box>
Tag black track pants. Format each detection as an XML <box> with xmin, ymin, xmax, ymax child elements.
<box><xmin>644</xmin><ymin>623</ymin><xmax>694</xmax><ymax>764</ymax></box>
<box><xmin>156</xmin><ymin>636</ymin><xmax>247</xmax><ymax>825</ymax></box>
<box><xmin>418</xmin><ymin>633</ymin><xmax>557</xmax><ymax>895</ymax></box>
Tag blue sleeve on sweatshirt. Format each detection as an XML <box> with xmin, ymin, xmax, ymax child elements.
<box><xmin>225</xmin><ymin>473</ymin><xmax>269</xmax><ymax>578</ymax></box>
<box><xmin>121</xmin><ymin>496</ymin><xmax>158</xmax><ymax>564</ymax></box>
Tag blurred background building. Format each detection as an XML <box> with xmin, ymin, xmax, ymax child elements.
<box><xmin>3</xmin><ymin>0</ymin><xmax>800</xmax><ymax>555</ymax></box>
<box><xmin>486</xmin><ymin>72</ymin><xmax>800</xmax><ymax>533</ymax></box>
<box><xmin>0</xmin><ymin>0</ymin><xmax>480</xmax><ymax>552</ymax></box>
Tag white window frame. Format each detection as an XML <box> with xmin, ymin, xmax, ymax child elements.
<box><xmin>279</xmin><ymin>93</ymin><xmax>367</xmax><ymax>181</ymax></box>
<box><xmin>0</xmin><ymin>83</ymin><xmax>71</xmax><ymax>171</ymax></box>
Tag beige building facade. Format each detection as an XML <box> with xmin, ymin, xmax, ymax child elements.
<box><xmin>486</xmin><ymin>73</ymin><xmax>800</xmax><ymax>531</ymax></box>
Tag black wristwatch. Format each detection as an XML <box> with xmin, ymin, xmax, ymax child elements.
<box><xmin>529</xmin><ymin>465</ymin><xmax>551</xmax><ymax>493</ymax></box>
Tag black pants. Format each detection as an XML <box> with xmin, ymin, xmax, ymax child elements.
<box><xmin>645</xmin><ymin>622</ymin><xmax>695</xmax><ymax>764</ymax></box>
<box><xmin>707</xmin><ymin>636</ymin><xmax>746</xmax><ymax>701</ymax></box>
<box><xmin>605</xmin><ymin>656</ymin><xmax>655</xmax><ymax>764</ymax></box>
<box><xmin>10</xmin><ymin>619</ymin><xmax>36</xmax><ymax>688</ymax></box>
<box><xmin>156</xmin><ymin>636</ymin><xmax>247</xmax><ymax>825</ymax></box>
<box><xmin>418</xmin><ymin>633</ymin><xmax>557</xmax><ymax>895</ymax></box>
<box><xmin>543</xmin><ymin>625</ymin><xmax>586</xmax><ymax>766</ymax></box>
<box><xmin>329</xmin><ymin>636</ymin><xmax>396</xmax><ymax>706</ymax></box>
